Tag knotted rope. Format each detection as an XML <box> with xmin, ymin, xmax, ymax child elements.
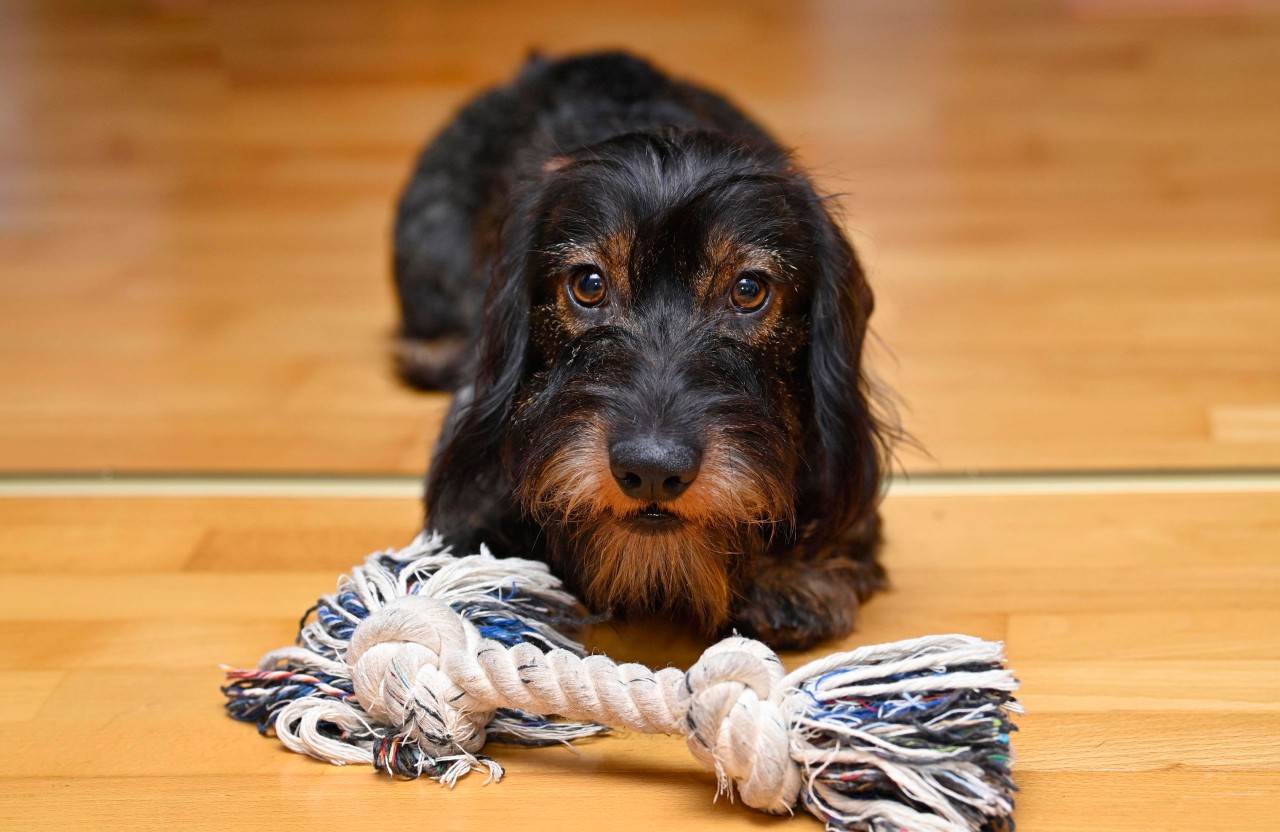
<box><xmin>225</xmin><ymin>534</ymin><xmax>1021</xmax><ymax>832</ymax></box>
<box><xmin>348</xmin><ymin>594</ymin><xmax>801</xmax><ymax>811</ymax></box>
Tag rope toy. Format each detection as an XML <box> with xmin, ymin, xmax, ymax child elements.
<box><xmin>224</xmin><ymin>533</ymin><xmax>1021</xmax><ymax>832</ymax></box>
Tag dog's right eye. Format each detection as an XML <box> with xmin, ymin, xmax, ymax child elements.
<box><xmin>567</xmin><ymin>267</ymin><xmax>607</xmax><ymax>308</ymax></box>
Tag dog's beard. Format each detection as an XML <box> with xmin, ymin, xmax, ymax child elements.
<box><xmin>555</xmin><ymin>517</ymin><xmax>739</xmax><ymax>628</ymax></box>
<box><xmin>519</xmin><ymin>416</ymin><xmax>794</xmax><ymax>629</ymax></box>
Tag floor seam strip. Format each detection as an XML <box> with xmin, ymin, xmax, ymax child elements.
<box><xmin>1</xmin><ymin>472</ymin><xmax>1279</xmax><ymax>498</ymax></box>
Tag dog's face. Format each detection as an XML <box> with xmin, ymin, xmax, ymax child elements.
<box><xmin>429</xmin><ymin>130</ymin><xmax>882</xmax><ymax>630</ymax></box>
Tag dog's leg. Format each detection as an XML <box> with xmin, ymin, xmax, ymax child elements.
<box><xmin>731</xmin><ymin>512</ymin><xmax>886</xmax><ymax>650</ymax></box>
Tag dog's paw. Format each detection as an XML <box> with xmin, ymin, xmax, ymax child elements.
<box><xmin>730</xmin><ymin>562</ymin><xmax>860</xmax><ymax>651</ymax></box>
<box><xmin>394</xmin><ymin>335</ymin><xmax>469</xmax><ymax>391</ymax></box>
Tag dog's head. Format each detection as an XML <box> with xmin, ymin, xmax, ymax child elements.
<box><xmin>428</xmin><ymin>129</ymin><xmax>885</xmax><ymax>629</ymax></box>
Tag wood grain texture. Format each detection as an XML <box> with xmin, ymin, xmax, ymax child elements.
<box><xmin>1</xmin><ymin>492</ymin><xmax>1278</xmax><ymax>830</ymax></box>
<box><xmin>2</xmin><ymin>1</ymin><xmax>1279</xmax><ymax>473</ymax></box>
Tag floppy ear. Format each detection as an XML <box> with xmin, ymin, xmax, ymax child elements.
<box><xmin>802</xmin><ymin>202</ymin><xmax>886</xmax><ymax>541</ymax></box>
<box><xmin>424</xmin><ymin>203</ymin><xmax>535</xmax><ymax>542</ymax></box>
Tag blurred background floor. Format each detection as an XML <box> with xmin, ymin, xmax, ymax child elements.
<box><xmin>0</xmin><ymin>1</ymin><xmax>1278</xmax><ymax>830</ymax></box>
<box><xmin>2</xmin><ymin>0</ymin><xmax>1278</xmax><ymax>473</ymax></box>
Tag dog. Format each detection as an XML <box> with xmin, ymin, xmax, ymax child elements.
<box><xmin>392</xmin><ymin>52</ymin><xmax>890</xmax><ymax>650</ymax></box>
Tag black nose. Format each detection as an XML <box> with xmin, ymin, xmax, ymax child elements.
<box><xmin>609</xmin><ymin>436</ymin><xmax>702</xmax><ymax>502</ymax></box>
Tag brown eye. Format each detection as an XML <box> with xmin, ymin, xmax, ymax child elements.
<box><xmin>568</xmin><ymin>267</ymin><xmax>607</xmax><ymax>307</ymax></box>
<box><xmin>730</xmin><ymin>273</ymin><xmax>769</xmax><ymax>312</ymax></box>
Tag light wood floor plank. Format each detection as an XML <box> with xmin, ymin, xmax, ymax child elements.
<box><xmin>1013</xmin><ymin>771</ymin><xmax>1280</xmax><ymax>832</ymax></box>
<box><xmin>3</xmin><ymin>772</ymin><xmax>1278</xmax><ymax>832</ymax></box>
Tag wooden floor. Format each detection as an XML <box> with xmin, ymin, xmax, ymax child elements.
<box><xmin>2</xmin><ymin>493</ymin><xmax>1278</xmax><ymax>831</ymax></box>
<box><xmin>1</xmin><ymin>1</ymin><xmax>1279</xmax><ymax>830</ymax></box>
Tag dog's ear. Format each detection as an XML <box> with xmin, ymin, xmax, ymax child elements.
<box><xmin>424</xmin><ymin>199</ymin><xmax>535</xmax><ymax>540</ymax></box>
<box><xmin>802</xmin><ymin>200</ymin><xmax>886</xmax><ymax>541</ymax></box>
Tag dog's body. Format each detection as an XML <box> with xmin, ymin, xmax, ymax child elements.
<box><xmin>394</xmin><ymin>52</ymin><xmax>888</xmax><ymax>649</ymax></box>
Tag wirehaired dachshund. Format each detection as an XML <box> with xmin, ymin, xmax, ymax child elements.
<box><xmin>393</xmin><ymin>52</ymin><xmax>891</xmax><ymax>650</ymax></box>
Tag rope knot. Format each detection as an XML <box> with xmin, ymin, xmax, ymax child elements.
<box><xmin>681</xmin><ymin>637</ymin><xmax>801</xmax><ymax>814</ymax></box>
<box><xmin>346</xmin><ymin>595</ymin><xmax>493</xmax><ymax>761</ymax></box>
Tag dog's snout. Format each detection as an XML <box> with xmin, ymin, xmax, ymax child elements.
<box><xmin>609</xmin><ymin>436</ymin><xmax>701</xmax><ymax>502</ymax></box>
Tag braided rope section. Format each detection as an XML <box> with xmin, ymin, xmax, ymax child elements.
<box><xmin>224</xmin><ymin>536</ymin><xmax>1021</xmax><ymax>832</ymax></box>
<box><xmin>349</xmin><ymin>594</ymin><xmax>803</xmax><ymax>812</ymax></box>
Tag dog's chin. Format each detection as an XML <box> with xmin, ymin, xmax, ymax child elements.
<box><xmin>553</xmin><ymin>509</ymin><xmax>737</xmax><ymax>631</ymax></box>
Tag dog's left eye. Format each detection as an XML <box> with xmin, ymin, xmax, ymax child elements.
<box><xmin>729</xmin><ymin>273</ymin><xmax>769</xmax><ymax>312</ymax></box>
<box><xmin>567</xmin><ymin>267</ymin><xmax>607</xmax><ymax>308</ymax></box>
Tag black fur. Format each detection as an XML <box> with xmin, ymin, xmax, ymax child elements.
<box><xmin>394</xmin><ymin>52</ymin><xmax>889</xmax><ymax>649</ymax></box>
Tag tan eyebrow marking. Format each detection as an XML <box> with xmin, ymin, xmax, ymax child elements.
<box><xmin>696</xmin><ymin>234</ymin><xmax>789</xmax><ymax>304</ymax></box>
